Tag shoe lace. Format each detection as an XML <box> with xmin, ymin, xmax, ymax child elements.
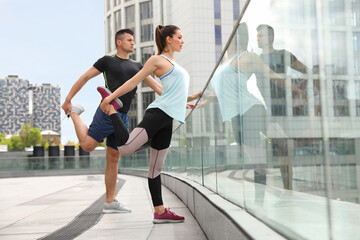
<box><xmin>166</xmin><ymin>208</ymin><xmax>178</xmax><ymax>217</ymax></box>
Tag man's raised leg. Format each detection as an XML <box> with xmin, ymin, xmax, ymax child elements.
<box><xmin>70</xmin><ymin>105</ymin><xmax>98</xmax><ymax>152</ymax></box>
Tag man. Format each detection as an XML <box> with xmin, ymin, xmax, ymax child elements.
<box><xmin>256</xmin><ymin>24</ymin><xmax>308</xmax><ymax>190</ymax></box>
<box><xmin>62</xmin><ymin>29</ymin><xmax>162</xmax><ymax>213</ymax></box>
<box><xmin>256</xmin><ymin>24</ymin><xmax>308</xmax><ymax>74</ymax></box>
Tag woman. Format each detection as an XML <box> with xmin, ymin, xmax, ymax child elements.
<box><xmin>98</xmin><ymin>24</ymin><xmax>200</xmax><ymax>223</ymax></box>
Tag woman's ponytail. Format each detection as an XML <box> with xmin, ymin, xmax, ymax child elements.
<box><xmin>154</xmin><ymin>24</ymin><xmax>180</xmax><ymax>55</ymax></box>
<box><xmin>155</xmin><ymin>25</ymin><xmax>165</xmax><ymax>55</ymax></box>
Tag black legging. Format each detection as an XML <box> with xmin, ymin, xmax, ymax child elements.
<box><xmin>110</xmin><ymin>108</ymin><xmax>173</xmax><ymax>207</ymax></box>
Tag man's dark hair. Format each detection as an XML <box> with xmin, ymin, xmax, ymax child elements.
<box><xmin>115</xmin><ymin>29</ymin><xmax>134</xmax><ymax>46</ymax></box>
<box><xmin>256</xmin><ymin>24</ymin><xmax>274</xmax><ymax>37</ymax></box>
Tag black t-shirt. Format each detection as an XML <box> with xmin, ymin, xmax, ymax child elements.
<box><xmin>93</xmin><ymin>55</ymin><xmax>143</xmax><ymax>113</ymax></box>
<box><xmin>260</xmin><ymin>49</ymin><xmax>297</xmax><ymax>74</ymax></box>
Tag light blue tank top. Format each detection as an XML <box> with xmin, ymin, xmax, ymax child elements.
<box><xmin>147</xmin><ymin>54</ymin><xmax>190</xmax><ymax>123</ymax></box>
<box><xmin>211</xmin><ymin>51</ymin><xmax>264</xmax><ymax>122</ymax></box>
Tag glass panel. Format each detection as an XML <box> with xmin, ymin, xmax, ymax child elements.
<box><xmin>330</xmin><ymin>31</ymin><xmax>347</xmax><ymax>75</ymax></box>
<box><xmin>97</xmin><ymin>1</ymin><xmax>360</xmax><ymax>239</ymax></box>
<box><xmin>125</xmin><ymin>5</ymin><xmax>135</xmax><ymax>33</ymax></box>
<box><xmin>114</xmin><ymin>10</ymin><xmax>121</xmax><ymax>32</ymax></box>
<box><xmin>107</xmin><ymin>15</ymin><xmax>112</xmax><ymax>52</ymax></box>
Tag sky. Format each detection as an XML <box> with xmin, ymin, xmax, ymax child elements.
<box><xmin>0</xmin><ymin>0</ymin><xmax>106</xmax><ymax>144</ymax></box>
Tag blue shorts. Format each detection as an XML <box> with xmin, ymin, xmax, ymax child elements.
<box><xmin>88</xmin><ymin>105</ymin><xmax>129</xmax><ymax>150</ymax></box>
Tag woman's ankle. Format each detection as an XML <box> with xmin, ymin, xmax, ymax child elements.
<box><xmin>154</xmin><ymin>205</ymin><xmax>165</xmax><ymax>214</ymax></box>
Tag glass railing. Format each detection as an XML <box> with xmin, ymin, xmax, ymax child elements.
<box><xmin>122</xmin><ymin>1</ymin><xmax>360</xmax><ymax>239</ymax></box>
<box><xmin>0</xmin><ymin>155</ymin><xmax>107</xmax><ymax>173</ymax></box>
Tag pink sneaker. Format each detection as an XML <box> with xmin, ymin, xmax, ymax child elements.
<box><xmin>97</xmin><ymin>86</ymin><xmax>123</xmax><ymax>110</ymax></box>
<box><xmin>153</xmin><ymin>208</ymin><xmax>185</xmax><ymax>223</ymax></box>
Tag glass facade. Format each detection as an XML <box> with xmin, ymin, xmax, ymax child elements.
<box><xmin>118</xmin><ymin>1</ymin><xmax>360</xmax><ymax>239</ymax></box>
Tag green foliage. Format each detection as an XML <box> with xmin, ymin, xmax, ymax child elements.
<box><xmin>0</xmin><ymin>133</ymin><xmax>6</xmax><ymax>144</ymax></box>
<box><xmin>65</xmin><ymin>141</ymin><xmax>78</xmax><ymax>149</ymax></box>
<box><xmin>29</xmin><ymin>128</ymin><xmax>42</xmax><ymax>146</ymax></box>
<box><xmin>98</xmin><ymin>139</ymin><xmax>106</xmax><ymax>148</ymax></box>
<box><xmin>10</xmin><ymin>136</ymin><xmax>24</xmax><ymax>150</ymax></box>
<box><xmin>20</xmin><ymin>124</ymin><xmax>31</xmax><ymax>147</ymax></box>
<box><xmin>0</xmin><ymin>124</ymin><xmax>50</xmax><ymax>151</ymax></box>
<box><xmin>43</xmin><ymin>141</ymin><xmax>49</xmax><ymax>150</ymax></box>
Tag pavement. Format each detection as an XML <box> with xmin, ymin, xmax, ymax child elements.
<box><xmin>0</xmin><ymin>174</ymin><xmax>207</xmax><ymax>240</ymax></box>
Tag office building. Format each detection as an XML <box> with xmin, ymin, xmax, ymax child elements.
<box><xmin>0</xmin><ymin>75</ymin><xmax>30</xmax><ymax>135</ymax></box>
<box><xmin>104</xmin><ymin>0</ymin><xmax>242</xmax><ymax>130</ymax></box>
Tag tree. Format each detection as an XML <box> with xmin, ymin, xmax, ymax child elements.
<box><xmin>0</xmin><ymin>133</ymin><xmax>5</xmax><ymax>143</ymax></box>
<box><xmin>20</xmin><ymin>124</ymin><xmax>31</xmax><ymax>147</ymax></box>
<box><xmin>28</xmin><ymin>128</ymin><xmax>42</xmax><ymax>146</ymax></box>
<box><xmin>10</xmin><ymin>136</ymin><xmax>24</xmax><ymax>150</ymax></box>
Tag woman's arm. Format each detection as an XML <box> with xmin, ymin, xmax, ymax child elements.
<box><xmin>187</xmin><ymin>90</ymin><xmax>202</xmax><ymax>102</ymax></box>
<box><xmin>143</xmin><ymin>75</ymin><xmax>163</xmax><ymax>96</ymax></box>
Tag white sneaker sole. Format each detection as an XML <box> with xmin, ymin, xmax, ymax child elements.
<box><xmin>103</xmin><ymin>209</ymin><xmax>132</xmax><ymax>214</ymax></box>
<box><xmin>153</xmin><ymin>219</ymin><xmax>184</xmax><ymax>224</ymax></box>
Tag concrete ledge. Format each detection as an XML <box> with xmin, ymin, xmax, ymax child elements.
<box><xmin>119</xmin><ymin>169</ymin><xmax>286</xmax><ymax>240</ymax></box>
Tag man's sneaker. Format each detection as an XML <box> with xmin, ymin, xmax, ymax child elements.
<box><xmin>103</xmin><ymin>199</ymin><xmax>131</xmax><ymax>213</ymax></box>
<box><xmin>153</xmin><ymin>208</ymin><xmax>185</xmax><ymax>223</ymax></box>
<box><xmin>71</xmin><ymin>104</ymin><xmax>85</xmax><ymax>115</ymax></box>
<box><xmin>97</xmin><ymin>86</ymin><xmax>123</xmax><ymax>110</ymax></box>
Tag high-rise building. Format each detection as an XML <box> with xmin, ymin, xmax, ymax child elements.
<box><xmin>104</xmin><ymin>0</ymin><xmax>241</xmax><ymax>130</ymax></box>
<box><xmin>0</xmin><ymin>75</ymin><xmax>61</xmax><ymax>136</ymax></box>
<box><xmin>0</xmin><ymin>75</ymin><xmax>30</xmax><ymax>135</ymax></box>
<box><xmin>30</xmin><ymin>84</ymin><xmax>61</xmax><ymax>134</ymax></box>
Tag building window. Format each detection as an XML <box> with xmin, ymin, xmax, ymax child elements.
<box><xmin>330</xmin><ymin>31</ymin><xmax>347</xmax><ymax>75</ymax></box>
<box><xmin>270</xmin><ymin>79</ymin><xmax>286</xmax><ymax>116</ymax></box>
<box><xmin>140</xmin><ymin>1</ymin><xmax>153</xmax><ymax>42</ymax></box>
<box><xmin>141</xmin><ymin>46</ymin><xmax>153</xmax><ymax>64</ymax></box>
<box><xmin>114</xmin><ymin>10</ymin><xmax>121</xmax><ymax>32</ymax></box>
<box><xmin>233</xmin><ymin>0</ymin><xmax>240</xmax><ymax>20</ymax></box>
<box><xmin>126</xmin><ymin>5</ymin><xmax>135</xmax><ymax>34</ymax></box>
<box><xmin>129</xmin><ymin>49</ymin><xmax>136</xmax><ymax>60</ymax></box>
<box><xmin>292</xmin><ymin>78</ymin><xmax>308</xmax><ymax>116</ymax></box>
<box><xmin>140</xmin><ymin>1</ymin><xmax>152</xmax><ymax>19</ymax></box>
<box><xmin>107</xmin><ymin>15</ymin><xmax>112</xmax><ymax>52</ymax></box>
<box><xmin>215</xmin><ymin>25</ymin><xmax>222</xmax><ymax>46</ymax></box>
<box><xmin>214</xmin><ymin>0</ymin><xmax>222</xmax><ymax>62</ymax></box>
<box><xmin>313</xmin><ymin>80</ymin><xmax>321</xmax><ymax>116</ymax></box>
<box><xmin>352</xmin><ymin>1</ymin><xmax>360</xmax><ymax>26</ymax></box>
<box><xmin>129</xmin><ymin>116</ymin><xmax>137</xmax><ymax>132</ymax></box>
<box><xmin>353</xmin><ymin>32</ymin><xmax>360</xmax><ymax>75</ymax></box>
<box><xmin>214</xmin><ymin>0</ymin><xmax>221</xmax><ymax>19</ymax></box>
<box><xmin>294</xmin><ymin>138</ymin><xmax>322</xmax><ymax>156</ymax></box>
<box><xmin>141</xmin><ymin>46</ymin><xmax>154</xmax><ymax>87</ymax></box>
<box><xmin>272</xmin><ymin>139</ymin><xmax>288</xmax><ymax>157</ymax></box>
<box><xmin>115</xmin><ymin>0</ymin><xmax>121</xmax><ymax>6</ymax></box>
<box><xmin>141</xmin><ymin>24</ymin><xmax>153</xmax><ymax>42</ymax></box>
<box><xmin>142</xmin><ymin>92</ymin><xmax>155</xmax><ymax>110</ymax></box>
<box><xmin>329</xmin><ymin>0</ymin><xmax>345</xmax><ymax>26</ymax></box>
<box><xmin>329</xmin><ymin>138</ymin><xmax>355</xmax><ymax>156</ymax></box>
<box><xmin>130</xmin><ymin>93</ymin><xmax>137</xmax><ymax>111</ymax></box>
<box><xmin>333</xmin><ymin>80</ymin><xmax>349</xmax><ymax>116</ymax></box>
<box><xmin>355</xmin><ymin>81</ymin><xmax>360</xmax><ymax>116</ymax></box>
